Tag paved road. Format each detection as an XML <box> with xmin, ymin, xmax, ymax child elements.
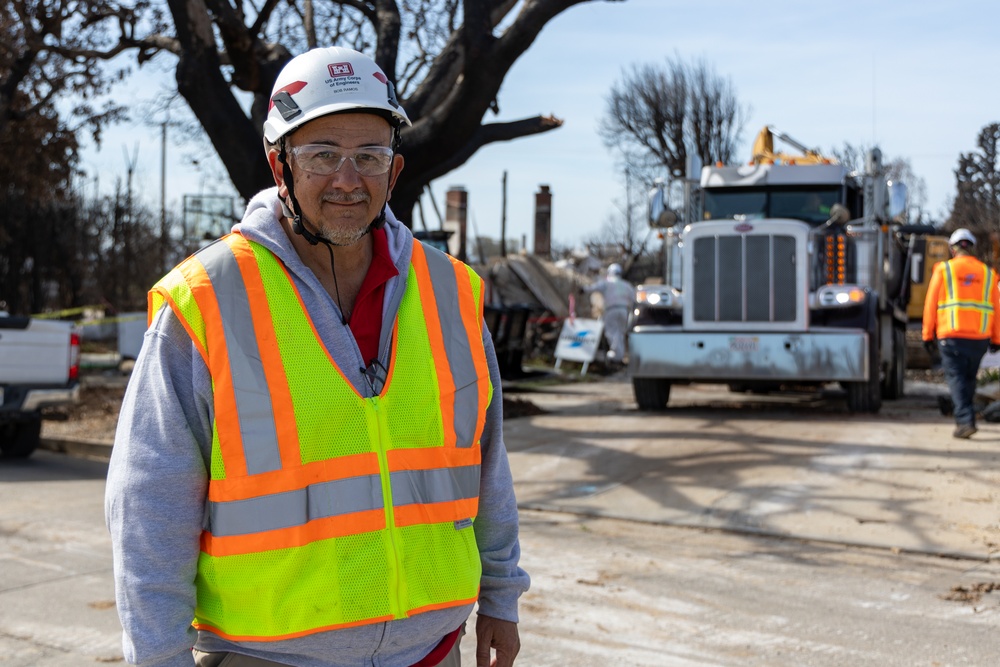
<box><xmin>0</xmin><ymin>452</ymin><xmax>121</xmax><ymax>666</ymax></box>
<box><xmin>7</xmin><ymin>376</ymin><xmax>999</xmax><ymax>665</ymax></box>
<box><xmin>503</xmin><ymin>377</ymin><xmax>1000</xmax><ymax>561</ymax></box>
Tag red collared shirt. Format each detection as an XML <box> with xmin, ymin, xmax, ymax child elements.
<box><xmin>348</xmin><ymin>227</ymin><xmax>399</xmax><ymax>365</ymax></box>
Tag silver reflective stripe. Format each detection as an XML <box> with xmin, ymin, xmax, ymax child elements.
<box><xmin>421</xmin><ymin>246</ymin><xmax>480</xmax><ymax>448</ymax></box>
<box><xmin>390</xmin><ymin>465</ymin><xmax>481</xmax><ymax>506</ymax></box>
<box><xmin>209</xmin><ymin>474</ymin><xmax>384</xmax><ymax>537</ymax></box>
<box><xmin>199</xmin><ymin>240</ymin><xmax>282</xmax><ymax>475</ymax></box>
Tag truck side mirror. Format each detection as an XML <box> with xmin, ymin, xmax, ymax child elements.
<box><xmin>648</xmin><ymin>185</ymin><xmax>679</xmax><ymax>228</ymax></box>
<box><xmin>827</xmin><ymin>203</ymin><xmax>851</xmax><ymax>226</ymax></box>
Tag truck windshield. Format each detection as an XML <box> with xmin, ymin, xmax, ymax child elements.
<box><xmin>702</xmin><ymin>188</ymin><xmax>842</xmax><ymax>225</ymax></box>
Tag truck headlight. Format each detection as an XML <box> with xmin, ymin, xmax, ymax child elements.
<box><xmin>813</xmin><ymin>284</ymin><xmax>868</xmax><ymax>309</ymax></box>
<box><xmin>636</xmin><ymin>286</ymin><xmax>682</xmax><ymax>310</ymax></box>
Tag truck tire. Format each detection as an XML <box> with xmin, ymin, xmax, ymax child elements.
<box><xmin>633</xmin><ymin>378</ymin><xmax>671</xmax><ymax>411</ymax></box>
<box><xmin>0</xmin><ymin>417</ymin><xmax>42</xmax><ymax>459</ymax></box>
<box><xmin>846</xmin><ymin>331</ymin><xmax>882</xmax><ymax>414</ymax></box>
<box><xmin>882</xmin><ymin>325</ymin><xmax>906</xmax><ymax>400</ymax></box>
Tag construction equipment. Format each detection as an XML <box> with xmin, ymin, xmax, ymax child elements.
<box><xmin>630</xmin><ymin>126</ymin><xmax>913</xmax><ymax>413</ymax></box>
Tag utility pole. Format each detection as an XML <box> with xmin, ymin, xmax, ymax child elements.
<box><xmin>160</xmin><ymin>121</ymin><xmax>167</xmax><ymax>273</ymax></box>
<box><xmin>500</xmin><ymin>170</ymin><xmax>508</xmax><ymax>258</ymax></box>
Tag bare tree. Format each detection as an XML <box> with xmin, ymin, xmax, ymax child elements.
<box><xmin>39</xmin><ymin>0</ymin><xmax>627</xmax><ymax>223</ymax></box>
<box><xmin>947</xmin><ymin>123</ymin><xmax>1000</xmax><ymax>242</ymax></box>
<box><xmin>0</xmin><ymin>1</ymin><xmax>127</xmax><ymax>144</ymax></box>
<box><xmin>0</xmin><ymin>0</ymin><xmax>135</xmax><ymax>313</ymax></box>
<box><xmin>599</xmin><ymin>55</ymin><xmax>751</xmax><ymax>189</ymax></box>
<box><xmin>583</xmin><ymin>156</ymin><xmax>658</xmax><ymax>278</ymax></box>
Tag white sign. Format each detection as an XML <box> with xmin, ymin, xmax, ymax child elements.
<box><xmin>554</xmin><ymin>318</ymin><xmax>604</xmax><ymax>366</ymax></box>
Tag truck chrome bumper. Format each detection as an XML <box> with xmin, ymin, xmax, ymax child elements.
<box><xmin>628</xmin><ymin>327</ymin><xmax>869</xmax><ymax>382</ymax></box>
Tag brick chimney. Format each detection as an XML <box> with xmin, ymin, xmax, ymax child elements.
<box><xmin>533</xmin><ymin>185</ymin><xmax>552</xmax><ymax>257</ymax></box>
<box><xmin>444</xmin><ymin>186</ymin><xmax>468</xmax><ymax>261</ymax></box>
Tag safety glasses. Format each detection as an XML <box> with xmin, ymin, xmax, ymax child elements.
<box><xmin>290</xmin><ymin>144</ymin><xmax>395</xmax><ymax>177</ymax></box>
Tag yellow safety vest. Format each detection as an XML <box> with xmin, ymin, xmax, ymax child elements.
<box><xmin>148</xmin><ymin>233</ymin><xmax>492</xmax><ymax>641</ymax></box>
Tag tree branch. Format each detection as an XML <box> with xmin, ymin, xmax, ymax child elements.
<box><xmin>418</xmin><ymin>114</ymin><xmax>563</xmax><ymax>182</ymax></box>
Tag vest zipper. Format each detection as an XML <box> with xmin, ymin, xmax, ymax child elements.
<box><xmin>371</xmin><ymin>396</ymin><xmax>408</xmax><ymax>618</ymax></box>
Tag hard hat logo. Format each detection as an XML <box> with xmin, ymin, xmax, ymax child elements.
<box><xmin>328</xmin><ymin>62</ymin><xmax>354</xmax><ymax>77</ymax></box>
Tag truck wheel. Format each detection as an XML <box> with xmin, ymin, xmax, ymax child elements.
<box><xmin>846</xmin><ymin>332</ymin><xmax>882</xmax><ymax>414</ymax></box>
<box><xmin>0</xmin><ymin>417</ymin><xmax>42</xmax><ymax>459</ymax></box>
<box><xmin>882</xmin><ymin>326</ymin><xmax>906</xmax><ymax>400</ymax></box>
<box><xmin>633</xmin><ymin>378</ymin><xmax>671</xmax><ymax>411</ymax></box>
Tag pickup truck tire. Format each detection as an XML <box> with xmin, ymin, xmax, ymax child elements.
<box><xmin>0</xmin><ymin>417</ymin><xmax>42</xmax><ymax>458</ymax></box>
<box><xmin>633</xmin><ymin>378</ymin><xmax>671</xmax><ymax>411</ymax></box>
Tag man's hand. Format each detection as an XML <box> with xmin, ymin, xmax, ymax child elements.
<box><xmin>475</xmin><ymin>614</ymin><xmax>520</xmax><ymax>667</ymax></box>
<box><xmin>923</xmin><ymin>339</ymin><xmax>936</xmax><ymax>356</ymax></box>
<box><xmin>990</xmin><ymin>343</ymin><xmax>1000</xmax><ymax>354</ymax></box>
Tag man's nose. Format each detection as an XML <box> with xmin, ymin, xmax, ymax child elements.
<box><xmin>328</xmin><ymin>158</ymin><xmax>365</xmax><ymax>184</ymax></box>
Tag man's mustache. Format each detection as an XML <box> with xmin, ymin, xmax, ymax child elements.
<box><xmin>322</xmin><ymin>191</ymin><xmax>370</xmax><ymax>204</ymax></box>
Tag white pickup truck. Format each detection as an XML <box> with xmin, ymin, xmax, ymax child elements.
<box><xmin>0</xmin><ymin>313</ymin><xmax>80</xmax><ymax>458</ymax></box>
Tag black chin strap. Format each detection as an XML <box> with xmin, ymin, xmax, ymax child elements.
<box><xmin>278</xmin><ymin>145</ymin><xmax>348</xmax><ymax>325</ymax></box>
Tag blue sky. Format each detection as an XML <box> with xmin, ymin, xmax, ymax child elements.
<box><xmin>81</xmin><ymin>0</ymin><xmax>1000</xmax><ymax>249</ymax></box>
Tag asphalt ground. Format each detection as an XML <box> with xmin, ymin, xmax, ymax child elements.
<box><xmin>41</xmin><ymin>373</ymin><xmax>999</xmax><ymax>561</ymax></box>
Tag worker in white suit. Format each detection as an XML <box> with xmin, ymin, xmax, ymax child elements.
<box><xmin>583</xmin><ymin>263</ymin><xmax>635</xmax><ymax>364</ymax></box>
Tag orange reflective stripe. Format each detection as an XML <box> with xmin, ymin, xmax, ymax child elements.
<box><xmin>193</xmin><ymin>612</ymin><xmax>397</xmax><ymax>643</ymax></box>
<box><xmin>224</xmin><ymin>236</ymin><xmax>301</xmax><ymax>470</ymax></box>
<box><xmin>179</xmin><ymin>254</ymin><xmax>248</xmax><ymax>479</ymax></box>
<box><xmin>410</xmin><ymin>243</ymin><xmax>457</xmax><ymax>447</ymax></box>
<box><xmin>200</xmin><ymin>508</ymin><xmax>386</xmax><ymax>557</ymax></box>
<box><xmin>388</xmin><ymin>446</ymin><xmax>480</xmax><ymax>470</ymax></box>
<box><xmin>407</xmin><ymin>593</ymin><xmax>479</xmax><ymax>618</ymax></box>
<box><xmin>207</xmin><ymin>452</ymin><xmax>381</xmax><ymax>502</ymax></box>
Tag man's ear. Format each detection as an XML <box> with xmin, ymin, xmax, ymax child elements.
<box><xmin>266</xmin><ymin>148</ymin><xmax>287</xmax><ymax>198</ymax></box>
<box><xmin>386</xmin><ymin>153</ymin><xmax>405</xmax><ymax>200</ymax></box>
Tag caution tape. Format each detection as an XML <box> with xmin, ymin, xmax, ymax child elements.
<box><xmin>31</xmin><ymin>306</ymin><xmax>95</xmax><ymax>319</ymax></box>
<box><xmin>78</xmin><ymin>313</ymin><xmax>147</xmax><ymax>326</ymax></box>
<box><xmin>31</xmin><ymin>306</ymin><xmax>145</xmax><ymax>326</ymax></box>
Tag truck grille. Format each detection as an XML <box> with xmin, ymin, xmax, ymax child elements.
<box><xmin>691</xmin><ymin>233</ymin><xmax>798</xmax><ymax>323</ymax></box>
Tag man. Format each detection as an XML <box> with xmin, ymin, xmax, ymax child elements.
<box><xmin>105</xmin><ymin>46</ymin><xmax>529</xmax><ymax>667</ymax></box>
<box><xmin>922</xmin><ymin>228</ymin><xmax>1000</xmax><ymax>439</ymax></box>
<box><xmin>583</xmin><ymin>263</ymin><xmax>635</xmax><ymax>364</ymax></box>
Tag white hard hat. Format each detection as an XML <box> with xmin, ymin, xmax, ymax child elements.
<box><xmin>607</xmin><ymin>263</ymin><xmax>623</xmax><ymax>277</ymax></box>
<box><xmin>948</xmin><ymin>228</ymin><xmax>976</xmax><ymax>247</ymax></box>
<box><xmin>263</xmin><ymin>47</ymin><xmax>411</xmax><ymax>144</ymax></box>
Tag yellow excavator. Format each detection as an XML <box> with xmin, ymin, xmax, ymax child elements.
<box><xmin>750</xmin><ymin>125</ymin><xmax>838</xmax><ymax>165</ymax></box>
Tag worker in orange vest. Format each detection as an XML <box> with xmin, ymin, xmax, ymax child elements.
<box><xmin>922</xmin><ymin>228</ymin><xmax>1000</xmax><ymax>439</ymax></box>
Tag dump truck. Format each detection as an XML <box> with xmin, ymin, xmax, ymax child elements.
<box><xmin>629</xmin><ymin>126</ymin><xmax>913</xmax><ymax>413</ymax></box>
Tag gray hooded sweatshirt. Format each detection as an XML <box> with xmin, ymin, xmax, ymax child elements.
<box><xmin>105</xmin><ymin>188</ymin><xmax>529</xmax><ymax>666</ymax></box>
